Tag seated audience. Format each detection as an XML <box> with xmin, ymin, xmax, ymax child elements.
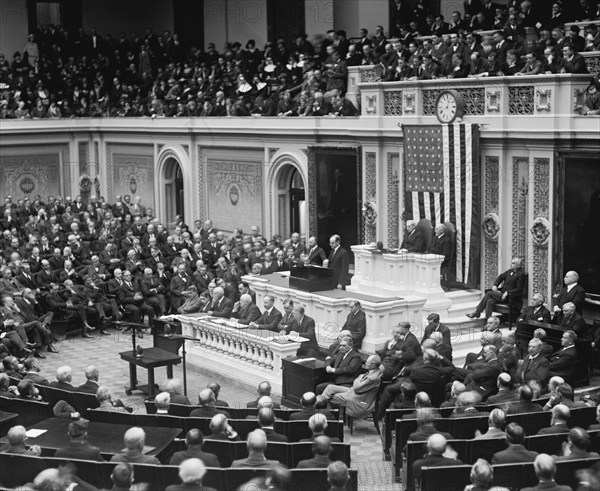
<box><xmin>537</xmin><ymin>404</ymin><xmax>571</xmax><ymax>434</ymax></box>
<box><xmin>154</xmin><ymin>391</ymin><xmax>171</xmax><ymax>414</ymax></box>
<box><xmin>542</xmin><ymin>382</ymin><xmax>588</xmax><ymax>411</ymax></box>
<box><xmin>507</xmin><ymin>385</ymin><xmax>544</xmax><ymax>414</ymax></box>
<box><xmin>54</xmin><ymin>419</ymin><xmax>104</xmax><ymax>461</ymax></box>
<box><xmin>0</xmin><ymin>372</ymin><xmax>18</xmax><ymax>398</ymax></box>
<box><xmin>49</xmin><ymin>365</ymin><xmax>75</xmax><ymax>390</ymax></box>
<box><xmin>169</xmin><ymin>428</ymin><xmax>220</xmax><ymax>467</ymax></box>
<box><xmin>0</xmin><ymin>424</ymin><xmax>41</xmax><ymax>455</ymax></box>
<box><xmin>465</xmin><ymin>459</ymin><xmax>509</xmax><ymax>491</ymax></box>
<box><xmin>407</xmin><ymin>408</ymin><xmax>453</xmax><ymax>442</ymax></box>
<box><xmin>207</xmin><ymin>382</ymin><xmax>228</xmax><ymax>407</ymax></box>
<box><xmin>412</xmin><ymin>433</ymin><xmax>463</xmax><ymax>489</ymax></box>
<box><xmin>166</xmin><ymin>378</ymin><xmax>191</xmax><ymax>405</ymax></box>
<box><xmin>328</xmin><ymin>461</ymin><xmax>351</xmax><ymax>491</ymax></box>
<box><xmin>548</xmin><ymin>330</ymin><xmax>578</xmax><ymax>386</ymax></box>
<box><xmin>76</xmin><ymin>365</ymin><xmax>100</xmax><ymax>394</ymax></box>
<box><xmin>166</xmin><ymin>458</ymin><xmax>217</xmax><ymax>491</ymax></box>
<box><xmin>247</xmin><ymin>380</ymin><xmax>280</xmax><ymax>409</ymax></box>
<box><xmin>492</xmin><ymin>422</ymin><xmax>538</xmax><ymax>464</ymax></box>
<box><xmin>316</xmin><ymin>335</ymin><xmax>362</xmax><ymax>394</ymax></box>
<box><xmin>486</xmin><ymin>373</ymin><xmax>518</xmax><ymax>406</ymax></box>
<box><xmin>296</xmin><ymin>435</ymin><xmax>334</xmax><ymax>468</ymax></box>
<box><xmin>231</xmin><ymin>429</ymin><xmax>280</xmax><ymax>468</ymax></box>
<box><xmin>301</xmin><ymin>413</ymin><xmax>340</xmax><ymax>442</ymax></box>
<box><xmin>475</xmin><ymin>408</ymin><xmax>506</xmax><ymax>439</ymax></box>
<box><xmin>258</xmin><ymin>407</ymin><xmax>287</xmax><ymax>442</ymax></box>
<box><xmin>22</xmin><ymin>357</ymin><xmax>49</xmax><ymax>385</ymax></box>
<box><xmin>206</xmin><ymin>413</ymin><xmax>240</xmax><ymax>441</ymax></box>
<box><xmin>521</xmin><ymin>453</ymin><xmax>572</xmax><ymax>491</ymax></box>
<box><xmin>190</xmin><ymin>388</ymin><xmax>230</xmax><ymax>418</ymax></box>
<box><xmin>557</xmin><ymin>427</ymin><xmax>600</xmax><ymax>460</ymax></box>
<box><xmin>110</xmin><ymin>427</ymin><xmax>161</xmax><ymax>464</ymax></box>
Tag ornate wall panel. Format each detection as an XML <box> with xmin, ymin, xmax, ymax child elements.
<box><xmin>307</xmin><ymin>150</ymin><xmax>317</xmax><ymax>237</ymax></box>
<box><xmin>363</xmin><ymin>152</ymin><xmax>377</xmax><ymax>243</ymax></box>
<box><xmin>508</xmin><ymin>86</ymin><xmax>534</xmax><ymax>115</ymax></box>
<box><xmin>78</xmin><ymin>142</ymin><xmax>89</xmax><ymax>176</ymax></box>
<box><xmin>387</xmin><ymin>152</ymin><xmax>400</xmax><ymax>249</ymax></box>
<box><xmin>512</xmin><ymin>157</ymin><xmax>529</xmax><ymax>263</ymax></box>
<box><xmin>383</xmin><ymin>91</ymin><xmax>402</xmax><ymax>116</ymax></box>
<box><xmin>112</xmin><ymin>154</ymin><xmax>155</xmax><ymax>205</ymax></box>
<box><xmin>0</xmin><ymin>154</ymin><xmax>61</xmax><ymax>200</ymax></box>
<box><xmin>423</xmin><ymin>88</ymin><xmax>485</xmax><ymax>116</ymax></box>
<box><xmin>532</xmin><ymin>157</ymin><xmax>551</xmax><ymax>297</ymax></box>
<box><xmin>197</xmin><ymin>148</ymin><xmax>205</xmax><ymax>221</ymax></box>
<box><xmin>205</xmin><ymin>160</ymin><xmax>262</xmax><ymax>235</ymax></box>
<box><xmin>483</xmin><ymin>156</ymin><xmax>500</xmax><ymax>287</ymax></box>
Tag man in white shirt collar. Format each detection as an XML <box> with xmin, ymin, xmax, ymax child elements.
<box><xmin>155</xmin><ymin>392</ymin><xmax>170</xmax><ymax>414</ymax></box>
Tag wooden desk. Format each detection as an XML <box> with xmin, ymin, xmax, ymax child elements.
<box><xmin>0</xmin><ymin>411</ymin><xmax>18</xmax><ymax>437</ymax></box>
<box><xmin>282</xmin><ymin>357</ymin><xmax>328</xmax><ymax>407</ymax></box>
<box><xmin>119</xmin><ymin>347</ymin><xmax>181</xmax><ymax>396</ymax></box>
<box><xmin>0</xmin><ymin>417</ymin><xmax>180</xmax><ymax>461</ymax></box>
<box><xmin>516</xmin><ymin>320</ymin><xmax>564</xmax><ymax>357</ymax></box>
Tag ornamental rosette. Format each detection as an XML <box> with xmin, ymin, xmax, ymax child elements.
<box><xmin>482</xmin><ymin>213</ymin><xmax>500</xmax><ymax>241</ymax></box>
<box><xmin>362</xmin><ymin>200</ymin><xmax>377</xmax><ymax>226</ymax></box>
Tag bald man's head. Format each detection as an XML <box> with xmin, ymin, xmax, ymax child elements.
<box><xmin>427</xmin><ymin>433</ymin><xmax>448</xmax><ymax>455</ymax></box>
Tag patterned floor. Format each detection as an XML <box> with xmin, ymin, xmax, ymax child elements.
<box><xmin>31</xmin><ymin>329</ymin><xmax>402</xmax><ymax>490</ymax></box>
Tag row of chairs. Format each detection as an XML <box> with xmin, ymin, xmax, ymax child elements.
<box><xmin>170</xmin><ymin>439</ymin><xmax>351</xmax><ymax>468</ymax></box>
<box><xmin>144</xmin><ymin>400</ymin><xmax>341</xmax><ymax>420</ymax></box>
<box><xmin>87</xmin><ymin>409</ymin><xmax>345</xmax><ymax>442</ymax></box>
<box><xmin>420</xmin><ymin>457</ymin><xmax>600</xmax><ymax>491</ymax></box>
<box><xmin>393</xmin><ymin>406</ymin><xmax>598</xmax><ymax>480</ymax></box>
<box><xmin>0</xmin><ymin>453</ymin><xmax>359</xmax><ymax>491</ymax></box>
<box><xmin>404</xmin><ymin>430</ymin><xmax>600</xmax><ymax>490</ymax></box>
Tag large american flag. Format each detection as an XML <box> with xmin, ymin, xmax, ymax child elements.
<box><xmin>402</xmin><ymin>123</ymin><xmax>480</xmax><ymax>286</ymax></box>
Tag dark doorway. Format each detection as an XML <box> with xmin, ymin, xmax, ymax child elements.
<box><xmin>164</xmin><ymin>158</ymin><xmax>184</xmax><ymax>223</ymax></box>
<box><xmin>267</xmin><ymin>0</ymin><xmax>305</xmax><ymax>45</ymax></box>
<box><xmin>310</xmin><ymin>148</ymin><xmax>361</xmax><ymax>262</ymax></box>
<box><xmin>173</xmin><ymin>0</ymin><xmax>204</xmax><ymax>50</ymax></box>
<box><xmin>556</xmin><ymin>155</ymin><xmax>600</xmax><ymax>295</ymax></box>
<box><xmin>289</xmin><ymin>168</ymin><xmax>305</xmax><ymax>236</ymax></box>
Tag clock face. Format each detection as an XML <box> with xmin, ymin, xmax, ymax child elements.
<box><xmin>436</xmin><ymin>92</ymin><xmax>458</xmax><ymax>123</ymax></box>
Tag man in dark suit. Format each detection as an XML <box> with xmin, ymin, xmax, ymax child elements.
<box><xmin>290</xmin><ymin>392</ymin><xmax>335</xmax><ymax>420</ymax></box>
<box><xmin>486</xmin><ymin>373</ymin><xmax>519</xmax><ymax>406</ymax></box>
<box><xmin>49</xmin><ymin>365</ymin><xmax>76</xmax><ymax>391</ymax></box>
<box><xmin>429</xmin><ymin>224</ymin><xmax>453</xmax><ymax>287</ymax></box>
<box><xmin>231</xmin><ymin>293</ymin><xmax>261</xmax><ymax>324</ymax></box>
<box><xmin>287</xmin><ymin>305</ymin><xmax>320</xmax><ymax>358</ymax></box>
<box><xmin>548</xmin><ymin>330</ymin><xmax>579</xmax><ymax>386</ymax></box>
<box><xmin>412</xmin><ymin>433</ymin><xmax>463</xmax><ymax>488</ymax></box>
<box><xmin>258</xmin><ymin>408</ymin><xmax>288</xmax><ymax>442</ymax></box>
<box><xmin>118</xmin><ymin>270</ymin><xmax>154</xmax><ymax>325</ymax></box>
<box><xmin>326</xmin><ymin>234</ymin><xmax>349</xmax><ymax>289</ymax></box>
<box><xmin>296</xmin><ymin>435</ymin><xmax>334</xmax><ymax>468</ymax></box>
<box><xmin>203</xmin><ymin>287</ymin><xmax>233</xmax><ymax>318</ymax></box>
<box><xmin>537</xmin><ymin>404</ymin><xmax>571</xmax><ymax>435</ymax></box>
<box><xmin>306</xmin><ymin>236</ymin><xmax>327</xmax><ymax>266</ymax></box>
<box><xmin>492</xmin><ymin>422</ymin><xmax>538</xmax><ymax>464</ymax></box>
<box><xmin>468</xmin><ymin>257</ymin><xmax>526</xmax><ymax>319</ymax></box>
<box><xmin>169</xmin><ymin>429</ymin><xmax>220</xmax><ymax>466</ymax></box>
<box><xmin>463</xmin><ymin>345</ymin><xmax>502</xmax><ymax>400</ymax></box>
<box><xmin>518</xmin><ymin>338</ymin><xmax>550</xmax><ymax>386</ymax></box>
<box><xmin>190</xmin><ymin>389</ymin><xmax>230</xmax><ymax>418</ymax></box>
<box><xmin>340</xmin><ymin>300</ymin><xmax>366</xmax><ymax>350</ymax></box>
<box><xmin>23</xmin><ymin>358</ymin><xmax>49</xmax><ymax>385</ymax></box>
<box><xmin>517</xmin><ymin>293</ymin><xmax>552</xmax><ymax>323</ymax></box>
<box><xmin>246</xmin><ymin>381</ymin><xmax>281</xmax><ymax>409</ymax></box>
<box><xmin>76</xmin><ymin>365</ymin><xmax>100</xmax><ymax>394</ymax></box>
<box><xmin>377</xmin><ymin>323</ymin><xmax>422</xmax><ymax>381</ymax></box>
<box><xmin>421</xmin><ymin>313</ymin><xmax>451</xmax><ymax>345</ymax></box>
<box><xmin>316</xmin><ymin>336</ymin><xmax>362</xmax><ymax>394</ymax></box>
<box><xmin>520</xmin><ymin>455</ymin><xmax>573</xmax><ymax>491</ymax></box>
<box><xmin>557</xmin><ymin>428</ymin><xmax>600</xmax><ymax>461</ymax></box>
<box><xmin>556</xmin><ymin>302</ymin><xmax>588</xmax><ymax>341</ymax></box>
<box><xmin>553</xmin><ymin>270</ymin><xmax>586</xmax><ymax>315</ymax></box>
<box><xmin>54</xmin><ymin>419</ymin><xmax>104</xmax><ymax>461</ymax></box>
<box><xmin>230</xmin><ymin>430</ymin><xmax>280</xmax><ymax>468</ymax></box>
<box><xmin>557</xmin><ymin>45</ymin><xmax>589</xmax><ymax>74</ymax></box>
<box><xmin>400</xmin><ymin>220</ymin><xmax>426</xmax><ymax>253</ymax></box>
<box><xmin>249</xmin><ymin>295</ymin><xmax>283</xmax><ymax>332</ymax></box>
<box><xmin>277</xmin><ymin>299</ymin><xmax>297</xmax><ymax>332</ymax></box>
<box><xmin>506</xmin><ymin>385</ymin><xmax>544</xmax><ymax>414</ymax></box>
<box><xmin>272</xmin><ymin>249</ymin><xmax>291</xmax><ymax>272</ymax></box>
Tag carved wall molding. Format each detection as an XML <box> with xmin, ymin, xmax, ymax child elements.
<box><xmin>387</xmin><ymin>153</ymin><xmax>400</xmax><ymax>249</ymax></box>
<box><xmin>365</xmin><ymin>95</ymin><xmax>377</xmax><ymax>114</ymax></box>
<box><xmin>512</xmin><ymin>157</ymin><xmax>529</xmax><ymax>262</ymax></box>
<box><xmin>483</xmin><ymin>156</ymin><xmax>500</xmax><ymax>288</ymax></box>
<box><xmin>532</xmin><ymin>157</ymin><xmax>551</xmax><ymax>298</ymax></box>
<box><xmin>307</xmin><ymin>150</ymin><xmax>317</xmax><ymax>238</ymax></box>
<box><xmin>383</xmin><ymin>91</ymin><xmax>402</xmax><ymax>116</ymax></box>
<box><xmin>363</xmin><ymin>152</ymin><xmax>377</xmax><ymax>243</ymax></box>
<box><xmin>403</xmin><ymin>91</ymin><xmax>416</xmax><ymax>113</ymax></box>
<box><xmin>268</xmin><ymin>148</ymin><xmax>280</xmax><ymax>162</ymax></box>
<box><xmin>535</xmin><ymin>88</ymin><xmax>552</xmax><ymax>111</ymax></box>
<box><xmin>423</xmin><ymin>87</ymin><xmax>485</xmax><ymax>115</ymax></box>
<box><xmin>485</xmin><ymin>87</ymin><xmax>502</xmax><ymax>112</ymax></box>
<box><xmin>197</xmin><ymin>148</ymin><xmax>205</xmax><ymax>221</ymax></box>
<box><xmin>509</xmin><ymin>86</ymin><xmax>534</xmax><ymax>115</ymax></box>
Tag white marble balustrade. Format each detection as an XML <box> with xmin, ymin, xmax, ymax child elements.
<box><xmin>176</xmin><ymin>315</ymin><xmax>300</xmax><ymax>394</ymax></box>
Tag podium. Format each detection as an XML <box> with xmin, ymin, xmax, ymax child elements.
<box><xmin>289</xmin><ymin>266</ymin><xmax>336</xmax><ymax>292</ymax></box>
<box><xmin>282</xmin><ymin>357</ymin><xmax>328</xmax><ymax>407</ymax></box>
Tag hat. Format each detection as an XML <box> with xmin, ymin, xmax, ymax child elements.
<box><xmin>570</xmin><ymin>25</ymin><xmax>580</xmax><ymax>33</ymax></box>
<box><xmin>68</xmin><ymin>419</ymin><xmax>89</xmax><ymax>437</ymax></box>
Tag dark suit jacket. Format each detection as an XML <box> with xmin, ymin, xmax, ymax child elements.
<box><xmin>292</xmin><ymin>316</ymin><xmax>320</xmax><ymax>358</ymax></box>
<box><xmin>234</xmin><ymin>303</ymin><xmax>261</xmax><ymax>325</ymax></box>
<box><xmin>429</xmin><ymin>233</ymin><xmax>452</xmax><ymax>267</ymax></box>
<box><xmin>289</xmin><ymin>407</ymin><xmax>335</xmax><ymax>420</ymax></box>
<box><xmin>296</xmin><ymin>454</ymin><xmax>333</xmax><ymax>468</ymax></box>
<box><xmin>518</xmin><ymin>354</ymin><xmax>550</xmax><ymax>385</ymax></box>
<box><xmin>190</xmin><ymin>405</ymin><xmax>230</xmax><ymax>419</ymax></box>
<box><xmin>548</xmin><ymin>346</ymin><xmax>578</xmax><ymax>382</ymax></box>
<box><xmin>24</xmin><ymin>372</ymin><xmax>49</xmax><ymax>385</ymax></box>
<box><xmin>307</xmin><ymin>246</ymin><xmax>327</xmax><ymax>266</ymax></box>
<box><xmin>517</xmin><ymin>305</ymin><xmax>552</xmax><ymax>323</ymax></box>
<box><xmin>49</xmin><ymin>381</ymin><xmax>75</xmax><ymax>391</ymax></box>
<box><xmin>401</xmin><ymin>230</ymin><xmax>425</xmax><ymax>253</ymax></box>
<box><xmin>255</xmin><ymin>307</ymin><xmax>283</xmax><ymax>332</ymax></box>
<box><xmin>231</xmin><ymin>455</ymin><xmax>280</xmax><ymax>468</ymax></box>
<box><xmin>492</xmin><ymin>444</ymin><xmax>538</xmax><ymax>464</ymax></box>
<box><xmin>169</xmin><ymin>448</ymin><xmax>220</xmax><ymax>466</ymax></box>
<box><xmin>341</xmin><ymin>310</ymin><xmax>367</xmax><ymax>350</ymax></box>
<box><xmin>210</xmin><ymin>297</ymin><xmax>234</xmax><ymax>318</ymax></box>
<box><xmin>557</xmin><ymin>53</ymin><xmax>588</xmax><ymax>74</ymax></box>
<box><xmin>328</xmin><ymin>349</ymin><xmax>362</xmax><ymax>385</ymax></box>
<box><xmin>422</xmin><ymin>323</ymin><xmax>451</xmax><ymax>345</ymax></box>
<box><xmin>328</xmin><ymin>246</ymin><xmax>349</xmax><ymax>287</ymax></box>
<box><xmin>537</xmin><ymin>423</ymin><xmax>570</xmax><ymax>435</ymax></box>
<box><xmin>464</xmin><ymin>358</ymin><xmax>502</xmax><ymax>399</ymax></box>
<box><xmin>76</xmin><ymin>380</ymin><xmax>100</xmax><ymax>394</ymax></box>
<box><xmin>413</xmin><ymin>454</ymin><xmax>463</xmax><ymax>485</ymax></box>
<box><xmin>487</xmin><ymin>389</ymin><xmax>519</xmax><ymax>405</ymax></box>
<box><xmin>273</xmin><ymin>261</ymin><xmax>290</xmax><ymax>272</ymax></box>
<box><xmin>558</xmin><ymin>312</ymin><xmax>589</xmax><ymax>342</ymax></box>
<box><xmin>261</xmin><ymin>427</ymin><xmax>288</xmax><ymax>442</ymax></box>
<box><xmin>554</xmin><ymin>284</ymin><xmax>586</xmax><ymax>314</ymax></box>
<box><xmin>54</xmin><ymin>442</ymin><xmax>104</xmax><ymax>461</ymax></box>
<box><xmin>494</xmin><ymin>268</ymin><xmax>526</xmax><ymax>299</ymax></box>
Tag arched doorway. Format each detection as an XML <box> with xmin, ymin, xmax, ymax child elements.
<box><xmin>163</xmin><ymin>157</ymin><xmax>184</xmax><ymax>223</ymax></box>
<box><xmin>275</xmin><ymin>164</ymin><xmax>306</xmax><ymax>237</ymax></box>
